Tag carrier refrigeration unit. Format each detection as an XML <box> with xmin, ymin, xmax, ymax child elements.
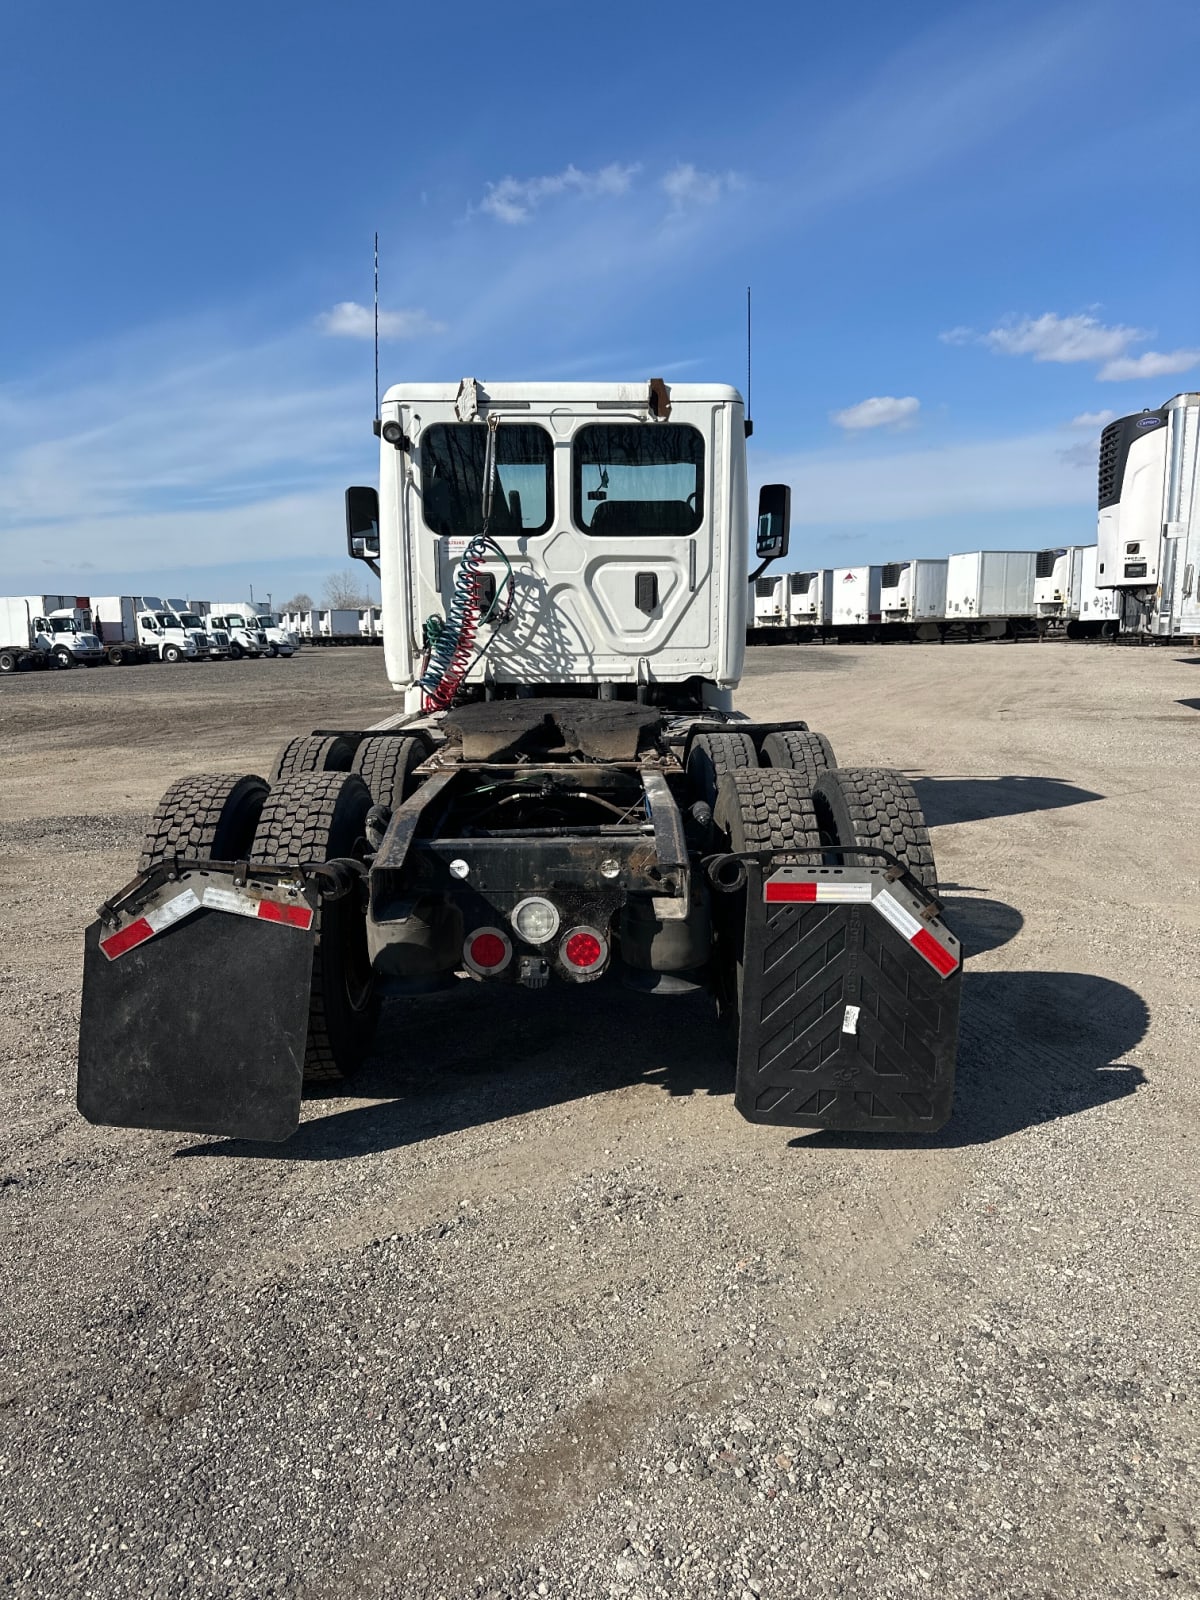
<box><xmin>879</xmin><ymin>560</ymin><xmax>948</xmax><ymax>639</ymax></box>
<box><xmin>1096</xmin><ymin>394</ymin><xmax>1200</xmax><ymax>640</ymax></box>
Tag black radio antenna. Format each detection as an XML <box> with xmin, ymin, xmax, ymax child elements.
<box><xmin>745</xmin><ymin>285</ymin><xmax>753</xmax><ymax>437</ymax></box>
<box><xmin>373</xmin><ymin>230</ymin><xmax>380</xmax><ymax>423</ymax></box>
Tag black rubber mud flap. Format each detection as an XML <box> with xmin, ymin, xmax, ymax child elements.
<box><xmin>735</xmin><ymin>863</ymin><xmax>961</xmax><ymax>1133</ymax></box>
<box><xmin>77</xmin><ymin>873</ymin><xmax>317</xmax><ymax>1142</ymax></box>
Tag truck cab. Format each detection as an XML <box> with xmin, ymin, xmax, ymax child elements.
<box><xmin>166</xmin><ymin>601</ymin><xmax>232</xmax><ymax>660</ymax></box>
<box><xmin>350</xmin><ymin>380</ymin><xmax>748</xmax><ymax>711</ymax></box>
<box><xmin>212</xmin><ymin>604</ymin><xmax>295</xmax><ymax>656</ymax></box>
<box><xmin>134</xmin><ymin>599</ymin><xmax>205</xmax><ymax>663</ymax></box>
<box><xmin>206</xmin><ymin>614</ymin><xmax>268</xmax><ymax>658</ymax></box>
<box><xmin>42</xmin><ymin>607</ymin><xmax>105</xmax><ymax>667</ymax></box>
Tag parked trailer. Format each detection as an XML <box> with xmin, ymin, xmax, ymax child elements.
<box><xmin>1034</xmin><ymin>547</ymin><xmax>1087</xmax><ymax>630</ymax></box>
<box><xmin>0</xmin><ymin>598</ymin><xmax>52</xmax><ymax>673</ymax></box>
<box><xmin>786</xmin><ymin>570</ymin><xmax>833</xmax><ymax>635</ymax></box>
<box><xmin>1097</xmin><ymin>393</ymin><xmax>1200</xmax><ymax>641</ymax></box>
<box><xmin>1072</xmin><ymin>545</ymin><xmax>1120</xmax><ymax>638</ymax></box>
<box><xmin>880</xmin><ymin>560</ymin><xmax>947</xmax><ymax>639</ymax></box>
<box><xmin>78</xmin><ymin>376</ymin><xmax>964</xmax><ymax>1147</ymax></box>
<box><xmin>943</xmin><ymin>551</ymin><xmax>1037</xmax><ymax>637</ymax></box>
<box><xmin>831</xmin><ymin>566</ymin><xmax>883</xmax><ymax>635</ymax></box>
<box><xmin>750</xmin><ymin>575</ymin><xmax>785</xmax><ymax>633</ymax></box>
<box><xmin>295</xmin><ymin>606</ymin><xmax>383</xmax><ymax>645</ymax></box>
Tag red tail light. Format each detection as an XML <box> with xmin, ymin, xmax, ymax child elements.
<box><xmin>559</xmin><ymin>925</ymin><xmax>608</xmax><ymax>979</ymax></box>
<box><xmin>464</xmin><ymin>927</ymin><xmax>512</xmax><ymax>976</ymax></box>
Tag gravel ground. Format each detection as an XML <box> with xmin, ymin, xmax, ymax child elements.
<box><xmin>0</xmin><ymin>643</ymin><xmax>1197</xmax><ymax>1600</ymax></box>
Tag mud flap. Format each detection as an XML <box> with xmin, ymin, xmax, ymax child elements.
<box><xmin>735</xmin><ymin>864</ymin><xmax>961</xmax><ymax>1133</ymax></box>
<box><xmin>77</xmin><ymin>868</ymin><xmax>318</xmax><ymax>1141</ymax></box>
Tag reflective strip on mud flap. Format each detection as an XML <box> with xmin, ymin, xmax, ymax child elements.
<box><xmin>99</xmin><ymin>881</ymin><xmax>313</xmax><ymax>961</ymax></box>
<box><xmin>98</xmin><ymin>888</ymin><xmax>201</xmax><ymax>960</ymax></box>
<box><xmin>762</xmin><ymin>868</ymin><xmax>959</xmax><ymax>979</ymax></box>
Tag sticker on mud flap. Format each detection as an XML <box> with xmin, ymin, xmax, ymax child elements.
<box><xmin>841</xmin><ymin>1005</ymin><xmax>861</xmax><ymax>1035</ymax></box>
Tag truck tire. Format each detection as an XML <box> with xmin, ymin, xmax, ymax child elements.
<box><xmin>106</xmin><ymin>647</ymin><xmax>124</xmax><ymax>666</ymax></box>
<box><xmin>350</xmin><ymin>735</ymin><xmax>425</xmax><ymax>809</ymax></box>
<box><xmin>687</xmin><ymin>730</ymin><xmax>758</xmax><ymax>809</ymax></box>
<box><xmin>163</xmin><ymin>644</ymin><xmax>182</xmax><ymax>664</ymax></box>
<box><xmin>713</xmin><ymin>767</ymin><xmax>822</xmax><ymax>855</ymax></box>
<box><xmin>266</xmin><ymin>642</ymin><xmax>279</xmax><ymax>657</ymax></box>
<box><xmin>811</xmin><ymin>768</ymin><xmax>937</xmax><ymax>892</ymax></box>
<box><xmin>270</xmin><ymin>733</ymin><xmax>358</xmax><ymax>786</ymax></box>
<box><xmin>760</xmin><ymin>729</ymin><xmax>837</xmax><ymax>790</ymax></box>
<box><xmin>138</xmin><ymin>772</ymin><xmax>270</xmax><ymax>873</ymax></box>
<box><xmin>252</xmin><ymin>772</ymin><xmax>378</xmax><ymax>1084</ymax></box>
<box><xmin>52</xmin><ymin>647</ymin><xmax>74</xmax><ymax>670</ymax></box>
<box><xmin>0</xmin><ymin>651</ymin><xmax>17</xmax><ymax>675</ymax></box>
<box><xmin>229</xmin><ymin>642</ymin><xmax>244</xmax><ymax>659</ymax></box>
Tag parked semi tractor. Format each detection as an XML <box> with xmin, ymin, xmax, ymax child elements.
<box><xmin>201</xmin><ymin>611</ymin><xmax>268</xmax><ymax>658</ymax></box>
<box><xmin>78</xmin><ymin>377</ymin><xmax>963</xmax><ymax>1145</ymax></box>
<box><xmin>1097</xmin><ymin>393</ymin><xmax>1200</xmax><ymax>641</ymax></box>
<box><xmin>165</xmin><ymin>601</ymin><xmax>232</xmax><ymax>660</ymax></box>
<box><xmin>211</xmin><ymin>603</ymin><xmax>296</xmax><ymax>656</ymax></box>
<box><xmin>0</xmin><ymin>596</ymin><xmax>105</xmax><ymax>670</ymax></box>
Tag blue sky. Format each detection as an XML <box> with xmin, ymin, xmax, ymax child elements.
<box><xmin>2</xmin><ymin>0</ymin><xmax>1198</xmax><ymax>605</ymax></box>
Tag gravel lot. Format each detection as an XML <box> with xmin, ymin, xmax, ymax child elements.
<box><xmin>1</xmin><ymin>643</ymin><xmax>1197</xmax><ymax>1600</ymax></box>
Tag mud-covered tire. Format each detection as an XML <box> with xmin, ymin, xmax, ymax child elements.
<box><xmin>812</xmin><ymin>767</ymin><xmax>937</xmax><ymax>892</ymax></box>
<box><xmin>138</xmin><ymin>773</ymin><xmax>270</xmax><ymax>873</ymax></box>
<box><xmin>687</xmin><ymin>731</ymin><xmax>758</xmax><ymax>809</ymax></box>
<box><xmin>252</xmin><ymin>772</ymin><xmax>378</xmax><ymax>1085</ymax></box>
<box><xmin>351</xmin><ymin>735</ymin><xmax>425</xmax><ymax>809</ymax></box>
<box><xmin>269</xmin><ymin>733</ymin><xmax>357</xmax><ymax>785</ymax></box>
<box><xmin>760</xmin><ymin>729</ymin><xmax>837</xmax><ymax>790</ymax></box>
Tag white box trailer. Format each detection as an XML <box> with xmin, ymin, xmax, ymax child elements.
<box><xmin>751</xmin><ymin>575</ymin><xmax>785</xmax><ymax>629</ymax></box>
<box><xmin>1074</xmin><ymin>545</ymin><xmax>1120</xmax><ymax>637</ymax></box>
<box><xmin>1033</xmin><ymin>547</ymin><xmax>1086</xmax><ymax>622</ymax></box>
<box><xmin>944</xmin><ymin>551</ymin><xmax>1037</xmax><ymax>633</ymax></box>
<box><xmin>879</xmin><ymin>560</ymin><xmax>948</xmax><ymax>625</ymax></box>
<box><xmin>785</xmin><ymin>570</ymin><xmax>833</xmax><ymax>629</ymax></box>
<box><xmin>1097</xmin><ymin>394</ymin><xmax>1200</xmax><ymax>639</ymax></box>
<box><xmin>831</xmin><ymin>566</ymin><xmax>883</xmax><ymax>629</ymax></box>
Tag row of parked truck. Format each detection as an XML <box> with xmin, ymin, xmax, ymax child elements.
<box><xmin>0</xmin><ymin>597</ymin><xmax>299</xmax><ymax>673</ymax></box>
<box><xmin>749</xmin><ymin>545</ymin><xmax>1120</xmax><ymax>642</ymax></box>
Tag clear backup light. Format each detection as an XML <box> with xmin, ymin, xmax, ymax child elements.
<box><xmin>559</xmin><ymin>925</ymin><xmax>609</xmax><ymax>980</ymax></box>
<box><xmin>463</xmin><ymin>927</ymin><xmax>512</xmax><ymax>976</ymax></box>
<box><xmin>511</xmin><ymin>896</ymin><xmax>560</xmax><ymax>945</ymax></box>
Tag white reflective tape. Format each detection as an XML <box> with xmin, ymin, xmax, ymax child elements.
<box><xmin>202</xmin><ymin>885</ymin><xmax>259</xmax><ymax>918</ymax></box>
<box><xmin>873</xmin><ymin>889</ymin><xmax>921</xmax><ymax>941</ymax></box>
<box><xmin>144</xmin><ymin>888</ymin><xmax>201</xmax><ymax>933</ymax></box>
<box><xmin>815</xmin><ymin>882</ymin><xmax>874</xmax><ymax>903</ymax></box>
<box><xmin>842</xmin><ymin>1004</ymin><xmax>860</xmax><ymax>1035</ymax></box>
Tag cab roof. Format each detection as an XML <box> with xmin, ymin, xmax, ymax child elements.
<box><xmin>381</xmin><ymin>380</ymin><xmax>744</xmax><ymax>407</ymax></box>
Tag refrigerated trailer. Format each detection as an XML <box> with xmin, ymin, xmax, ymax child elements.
<box><xmin>831</xmin><ymin>566</ymin><xmax>883</xmax><ymax>634</ymax></box>
<box><xmin>1096</xmin><ymin>393</ymin><xmax>1200</xmax><ymax>641</ymax></box>
<box><xmin>786</xmin><ymin>570</ymin><xmax>832</xmax><ymax>635</ymax></box>
<box><xmin>750</xmin><ymin>575</ymin><xmax>785</xmax><ymax>632</ymax></box>
<box><xmin>1033</xmin><ymin>547</ymin><xmax>1086</xmax><ymax>630</ymax></box>
<box><xmin>879</xmin><ymin>560</ymin><xmax>947</xmax><ymax>639</ymax></box>
<box><xmin>78</xmin><ymin>376</ymin><xmax>964</xmax><ymax>1146</ymax></box>
<box><xmin>943</xmin><ymin>551</ymin><xmax>1037</xmax><ymax>637</ymax></box>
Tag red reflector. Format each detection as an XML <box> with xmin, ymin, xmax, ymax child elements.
<box><xmin>911</xmin><ymin>926</ymin><xmax>958</xmax><ymax>976</ymax></box>
<box><xmin>764</xmin><ymin>881</ymin><xmax>818</xmax><ymax>903</ymax></box>
<box><xmin>257</xmin><ymin>899</ymin><xmax>314</xmax><ymax>930</ymax></box>
<box><xmin>564</xmin><ymin>932</ymin><xmax>602</xmax><ymax>968</ymax></box>
<box><xmin>98</xmin><ymin>917</ymin><xmax>154</xmax><ymax>960</ymax></box>
<box><xmin>469</xmin><ymin>932</ymin><xmax>508</xmax><ymax>969</ymax></box>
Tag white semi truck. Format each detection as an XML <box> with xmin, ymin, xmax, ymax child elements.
<box><xmin>0</xmin><ymin>596</ymin><xmax>105</xmax><ymax>670</ymax></box>
<box><xmin>1096</xmin><ymin>393</ymin><xmax>1200</xmax><ymax>640</ymax></box>
<box><xmin>79</xmin><ymin>377</ymin><xmax>963</xmax><ymax>1146</ymax></box>
<box><xmin>211</xmin><ymin>603</ymin><xmax>296</xmax><ymax>656</ymax></box>
<box><xmin>165</xmin><ymin>601</ymin><xmax>232</xmax><ymax>660</ymax></box>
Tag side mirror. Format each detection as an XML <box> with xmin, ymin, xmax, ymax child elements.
<box><xmin>346</xmin><ymin>486</ymin><xmax>381</xmax><ymax>563</ymax></box>
<box><xmin>756</xmin><ymin>484</ymin><xmax>790</xmax><ymax>563</ymax></box>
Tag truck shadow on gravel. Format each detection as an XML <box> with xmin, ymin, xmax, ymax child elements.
<box><xmin>178</xmin><ymin>961</ymin><xmax>1148</xmax><ymax>1161</ymax></box>
<box><xmin>911</xmin><ymin>775</ymin><xmax>1103</xmax><ymax>826</ymax></box>
<box><xmin>176</xmin><ymin>980</ymin><xmax>735</xmax><ymax>1163</ymax></box>
<box><xmin>799</xmin><ymin>970</ymin><xmax>1149</xmax><ymax>1151</ymax></box>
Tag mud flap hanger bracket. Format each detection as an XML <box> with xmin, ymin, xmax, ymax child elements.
<box><xmin>96</xmin><ymin>855</ymin><xmax>366</xmax><ymax>929</ymax></box>
<box><xmin>704</xmin><ymin>844</ymin><xmax>945</xmax><ymax>922</ymax></box>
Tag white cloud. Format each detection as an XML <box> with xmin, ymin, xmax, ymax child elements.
<box><xmin>831</xmin><ymin>395</ymin><xmax>920</xmax><ymax>431</ymax></box>
<box><xmin>316</xmin><ymin>301</ymin><xmax>446</xmax><ymax>340</ymax></box>
<box><xmin>938</xmin><ymin>326</ymin><xmax>974</xmax><ymax>347</ymax></box>
<box><xmin>1097</xmin><ymin>348</ymin><xmax>1200</xmax><ymax>382</ymax></box>
<box><xmin>1070</xmin><ymin>409</ymin><xmax>1115</xmax><ymax>428</ymax></box>
<box><xmin>754</xmin><ymin>429</ymin><xmax>1094</xmax><ymax>525</ymax></box>
<box><xmin>1057</xmin><ymin>442</ymin><xmax>1096</xmax><ymax>470</ymax></box>
<box><xmin>981</xmin><ymin>313</ymin><xmax>1146</xmax><ymax>364</ymax></box>
<box><xmin>661</xmin><ymin>164</ymin><xmax>741</xmax><ymax>211</ymax></box>
<box><xmin>479</xmin><ymin>163</ymin><xmax>639</xmax><ymax>224</ymax></box>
